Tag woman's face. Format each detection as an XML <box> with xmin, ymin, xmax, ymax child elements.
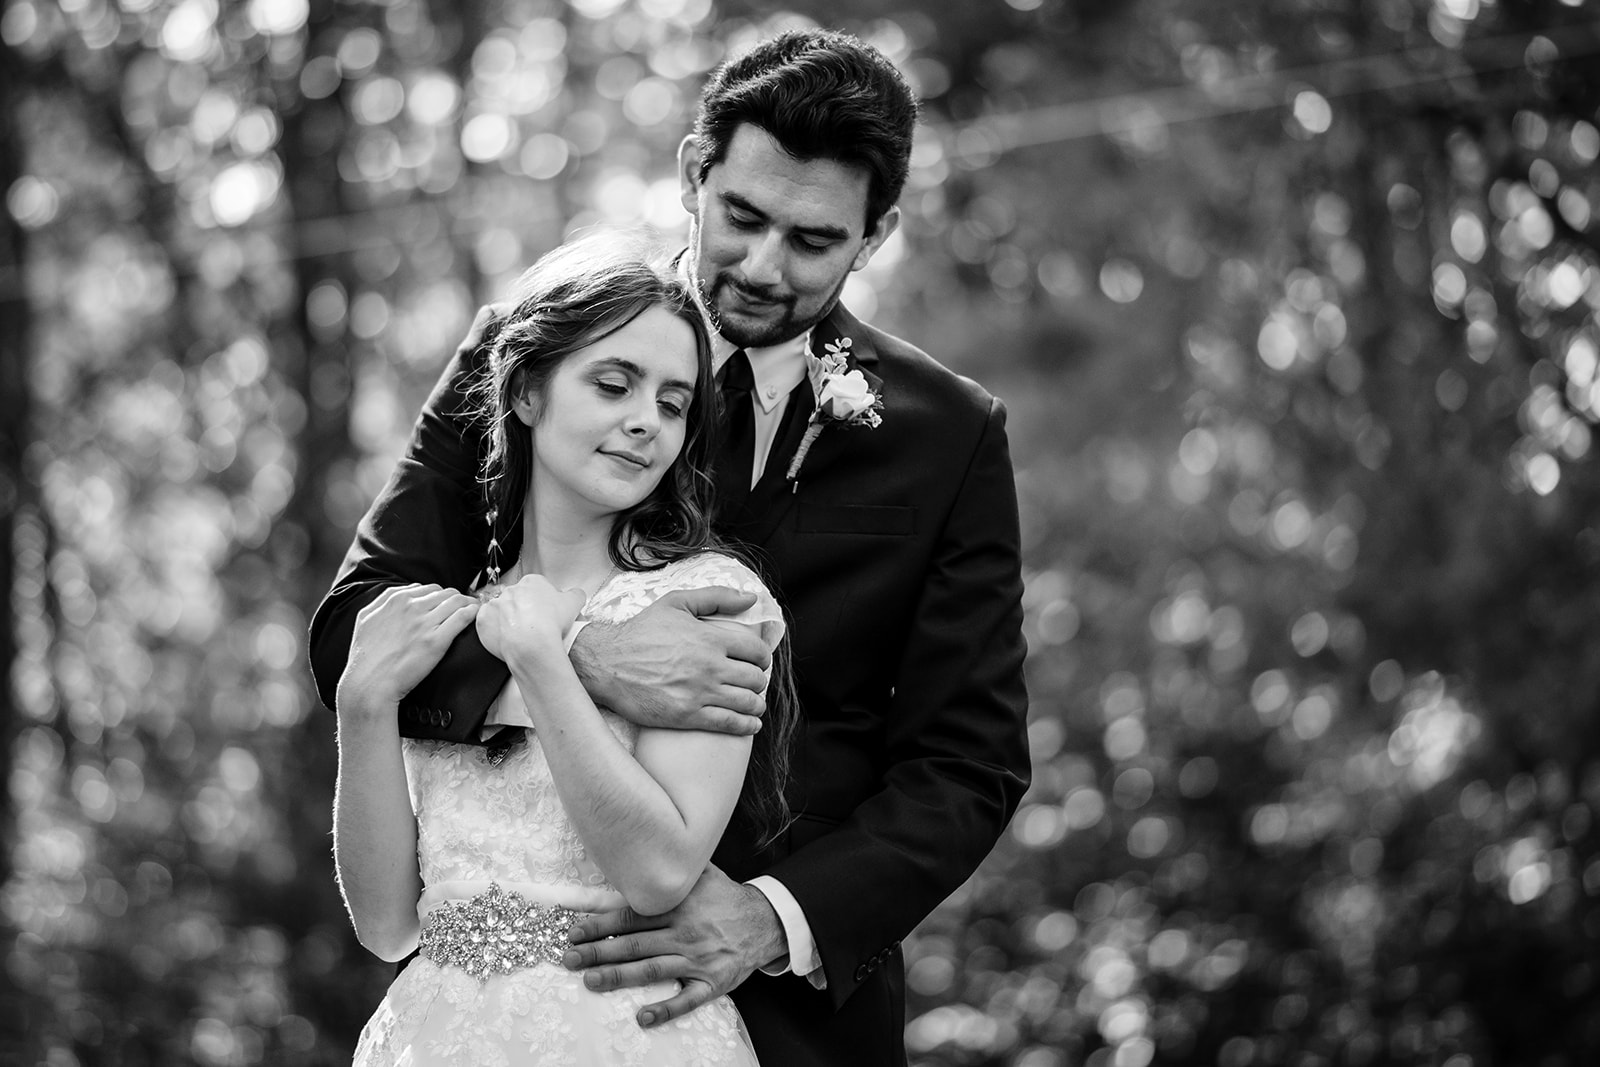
<box><xmin>520</xmin><ymin>305</ymin><xmax>699</xmax><ymax>523</ymax></box>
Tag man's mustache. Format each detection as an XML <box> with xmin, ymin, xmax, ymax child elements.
<box><xmin>719</xmin><ymin>277</ymin><xmax>791</xmax><ymax>307</ymax></box>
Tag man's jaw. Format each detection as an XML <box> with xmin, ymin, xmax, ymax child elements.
<box><xmin>708</xmin><ymin>278</ymin><xmax>801</xmax><ymax>348</ymax></box>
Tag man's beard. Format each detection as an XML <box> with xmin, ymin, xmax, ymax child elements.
<box><xmin>698</xmin><ymin>271</ymin><xmax>848</xmax><ymax>349</ymax></box>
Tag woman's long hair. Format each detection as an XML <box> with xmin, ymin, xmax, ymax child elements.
<box><xmin>469</xmin><ymin>228</ymin><xmax>795</xmax><ymax>847</ymax></box>
<box><xmin>472</xmin><ymin>231</ymin><xmax>719</xmax><ymax>575</ymax></box>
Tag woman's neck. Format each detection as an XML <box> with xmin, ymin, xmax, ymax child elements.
<box><xmin>516</xmin><ymin>500</ymin><xmax>618</xmax><ymax>594</ymax></box>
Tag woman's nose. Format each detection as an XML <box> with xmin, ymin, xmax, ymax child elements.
<box><xmin>624</xmin><ymin>403</ymin><xmax>658</xmax><ymax>436</ymax></box>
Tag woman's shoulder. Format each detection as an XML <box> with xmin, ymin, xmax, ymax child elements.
<box><xmin>655</xmin><ymin>550</ymin><xmax>774</xmax><ymax>596</ymax></box>
<box><xmin>636</xmin><ymin>552</ymin><xmax>785</xmax><ymax>648</ymax></box>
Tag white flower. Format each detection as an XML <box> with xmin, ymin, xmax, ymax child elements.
<box><xmin>818</xmin><ymin>369</ymin><xmax>876</xmax><ymax>421</ymax></box>
<box><xmin>786</xmin><ymin>335</ymin><xmax>883</xmax><ymax>488</ymax></box>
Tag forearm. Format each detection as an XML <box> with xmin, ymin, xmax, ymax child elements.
<box><xmin>567</xmin><ymin>621</ymin><xmax>624</xmax><ymax>711</ymax></box>
<box><xmin>333</xmin><ymin>704</ymin><xmax>423</xmax><ymax>961</ymax></box>
<box><xmin>508</xmin><ymin>642</ymin><xmax>734</xmax><ymax>915</ymax></box>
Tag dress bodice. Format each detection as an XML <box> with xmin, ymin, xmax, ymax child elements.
<box><xmin>401</xmin><ymin>552</ymin><xmax>784</xmax><ymax>909</ymax></box>
<box><xmin>358</xmin><ymin>552</ymin><xmax>778</xmax><ymax>1067</ymax></box>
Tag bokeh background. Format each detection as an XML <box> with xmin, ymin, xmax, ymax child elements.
<box><xmin>4</xmin><ymin>0</ymin><xmax>1600</xmax><ymax>1063</ymax></box>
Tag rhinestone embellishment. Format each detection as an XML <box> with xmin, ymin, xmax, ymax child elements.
<box><xmin>418</xmin><ymin>884</ymin><xmax>578</xmax><ymax>979</ymax></box>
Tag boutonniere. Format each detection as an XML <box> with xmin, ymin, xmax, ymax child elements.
<box><xmin>785</xmin><ymin>337</ymin><xmax>883</xmax><ymax>490</ymax></box>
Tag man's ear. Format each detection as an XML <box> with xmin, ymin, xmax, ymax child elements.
<box><xmin>677</xmin><ymin>135</ymin><xmax>703</xmax><ymax>215</ymax></box>
<box><xmin>851</xmin><ymin>206</ymin><xmax>901</xmax><ymax>272</ymax></box>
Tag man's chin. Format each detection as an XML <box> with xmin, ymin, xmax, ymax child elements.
<box><xmin>714</xmin><ymin>310</ymin><xmax>797</xmax><ymax>350</ymax></box>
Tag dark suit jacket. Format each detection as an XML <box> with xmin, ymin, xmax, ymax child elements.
<box><xmin>308</xmin><ymin>301</ymin><xmax>1031</xmax><ymax>1067</ymax></box>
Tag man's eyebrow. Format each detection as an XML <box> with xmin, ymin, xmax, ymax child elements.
<box><xmin>589</xmin><ymin>356</ymin><xmax>695</xmax><ymax>393</ymax></box>
<box><xmin>722</xmin><ymin>191</ymin><xmax>852</xmax><ymax>243</ymax></box>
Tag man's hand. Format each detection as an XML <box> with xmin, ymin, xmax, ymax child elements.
<box><xmin>563</xmin><ymin>866</ymin><xmax>787</xmax><ymax>1028</ymax></box>
<box><xmin>571</xmin><ymin>587</ymin><xmax>771</xmax><ymax>735</ymax></box>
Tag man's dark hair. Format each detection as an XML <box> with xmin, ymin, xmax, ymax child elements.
<box><xmin>692</xmin><ymin>28</ymin><xmax>919</xmax><ymax>231</ymax></box>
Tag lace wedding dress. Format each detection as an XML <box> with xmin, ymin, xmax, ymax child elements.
<box><xmin>353</xmin><ymin>553</ymin><xmax>782</xmax><ymax>1066</ymax></box>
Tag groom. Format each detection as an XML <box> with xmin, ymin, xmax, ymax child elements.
<box><xmin>310</xmin><ymin>28</ymin><xmax>1030</xmax><ymax>1067</ymax></box>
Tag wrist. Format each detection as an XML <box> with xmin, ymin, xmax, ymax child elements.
<box><xmin>336</xmin><ymin>694</ymin><xmax>398</xmax><ymax>735</ymax></box>
<box><xmin>335</xmin><ymin>684</ymin><xmax>399</xmax><ymax>728</ymax></box>
<box><xmin>504</xmin><ymin>629</ymin><xmax>572</xmax><ymax>678</ymax></box>
<box><xmin>569</xmin><ymin>623</ymin><xmax>617</xmax><ymax>706</ymax></box>
<box><xmin>744</xmin><ymin>885</ymin><xmax>788</xmax><ymax>969</ymax></box>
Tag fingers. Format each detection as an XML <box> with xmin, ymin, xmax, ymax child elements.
<box><xmin>715</xmin><ymin>662</ymin><xmax>771</xmax><ymax>703</ymax></box>
<box><xmin>574</xmin><ymin>955</ymin><xmax>692</xmax><ymax>994</ymax></box>
<box><xmin>665</xmin><ymin>586</ymin><xmax>760</xmax><ymax>619</ymax></box>
<box><xmin>438</xmin><ymin>599</ymin><xmax>480</xmax><ymax>638</ymax></box>
<box><xmin>635</xmin><ymin>979</ymin><xmax>723</xmax><ymax>1029</ymax></box>
<box><xmin>692</xmin><ymin>707</ymin><xmax>763</xmax><ymax>737</ymax></box>
<box><xmin>404</xmin><ymin>588</ymin><xmax>476</xmax><ymax>628</ymax></box>
<box><xmin>716</xmin><ymin>625</ymin><xmax>773</xmax><ymax>671</ymax></box>
<box><xmin>360</xmin><ymin>586</ymin><xmax>477</xmax><ymax>644</ymax></box>
<box><xmin>566</xmin><ymin>908</ymin><xmax>659</xmax><ymax>946</ymax></box>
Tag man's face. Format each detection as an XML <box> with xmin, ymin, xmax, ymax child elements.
<box><xmin>679</xmin><ymin>123</ymin><xmax>899</xmax><ymax>348</ymax></box>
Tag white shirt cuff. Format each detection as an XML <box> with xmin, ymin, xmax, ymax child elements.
<box><xmin>747</xmin><ymin>876</ymin><xmax>825</xmax><ymax>989</ymax></box>
<box><xmin>481</xmin><ymin>620</ymin><xmax>592</xmax><ymax>738</ymax></box>
<box><xmin>562</xmin><ymin>618</ymin><xmax>589</xmax><ymax>655</ymax></box>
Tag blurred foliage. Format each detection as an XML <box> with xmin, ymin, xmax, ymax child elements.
<box><xmin>4</xmin><ymin>0</ymin><xmax>1600</xmax><ymax>1064</ymax></box>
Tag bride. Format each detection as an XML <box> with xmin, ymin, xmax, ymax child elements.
<box><xmin>331</xmin><ymin>231</ymin><xmax>793</xmax><ymax>1065</ymax></box>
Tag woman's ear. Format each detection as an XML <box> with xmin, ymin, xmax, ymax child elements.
<box><xmin>511</xmin><ymin>388</ymin><xmax>537</xmax><ymax>427</ymax></box>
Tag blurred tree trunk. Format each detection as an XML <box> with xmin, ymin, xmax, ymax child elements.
<box><xmin>0</xmin><ymin>35</ymin><xmax>43</xmax><ymax>1062</ymax></box>
<box><xmin>0</xmin><ymin>32</ymin><xmax>26</xmax><ymax>896</ymax></box>
<box><xmin>280</xmin><ymin>16</ymin><xmax>359</xmax><ymax>612</ymax></box>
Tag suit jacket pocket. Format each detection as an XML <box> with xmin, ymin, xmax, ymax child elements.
<box><xmin>797</xmin><ymin>504</ymin><xmax>915</xmax><ymax>536</ymax></box>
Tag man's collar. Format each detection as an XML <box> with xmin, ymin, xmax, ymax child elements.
<box><xmin>715</xmin><ymin>330</ymin><xmax>811</xmax><ymax>415</ymax></box>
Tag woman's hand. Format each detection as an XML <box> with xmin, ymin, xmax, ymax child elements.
<box><xmin>337</xmin><ymin>584</ymin><xmax>480</xmax><ymax>719</ymax></box>
<box><xmin>476</xmin><ymin>573</ymin><xmax>586</xmax><ymax>665</ymax></box>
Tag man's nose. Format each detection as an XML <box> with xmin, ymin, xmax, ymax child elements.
<box><xmin>741</xmin><ymin>232</ymin><xmax>784</xmax><ymax>287</ymax></box>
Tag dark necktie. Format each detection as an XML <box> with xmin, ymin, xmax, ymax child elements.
<box><xmin>714</xmin><ymin>349</ymin><xmax>755</xmax><ymax>517</ymax></box>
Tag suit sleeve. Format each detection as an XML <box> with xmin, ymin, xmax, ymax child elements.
<box><xmin>766</xmin><ymin>396</ymin><xmax>1031</xmax><ymax>1008</ymax></box>
<box><xmin>306</xmin><ymin>305</ymin><xmax>511</xmax><ymax>741</ymax></box>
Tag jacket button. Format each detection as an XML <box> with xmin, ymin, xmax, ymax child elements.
<box><xmin>441</xmin><ymin>710</ymin><xmax>452</xmax><ymax>727</ymax></box>
<box><xmin>854</xmin><ymin>965</ymin><xmax>868</xmax><ymax>982</ymax></box>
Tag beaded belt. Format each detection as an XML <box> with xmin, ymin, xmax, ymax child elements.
<box><xmin>418</xmin><ymin>883</ymin><xmax>579</xmax><ymax>979</ymax></box>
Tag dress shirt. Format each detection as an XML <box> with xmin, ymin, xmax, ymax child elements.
<box><xmin>680</xmin><ymin>258</ymin><xmax>813</xmax><ymax>488</ymax></box>
<box><xmin>712</xmin><ymin>333</ymin><xmax>824</xmax><ymax>983</ymax></box>
<box><xmin>712</xmin><ymin>334</ymin><xmax>811</xmax><ymax>489</ymax></box>
<box><xmin>747</xmin><ymin>874</ymin><xmax>825</xmax><ymax>986</ymax></box>
<box><xmin>682</xmin><ymin>264</ymin><xmax>825</xmax><ymax>985</ymax></box>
